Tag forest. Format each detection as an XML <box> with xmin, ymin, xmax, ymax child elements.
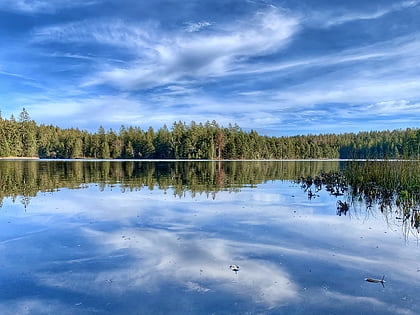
<box><xmin>0</xmin><ymin>108</ymin><xmax>419</xmax><ymax>159</ymax></box>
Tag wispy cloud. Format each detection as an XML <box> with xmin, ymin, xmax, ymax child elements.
<box><xmin>311</xmin><ymin>0</ymin><xmax>420</xmax><ymax>27</ymax></box>
<box><xmin>22</xmin><ymin>93</ymin><xmax>255</xmax><ymax>131</ymax></box>
<box><xmin>32</xmin><ymin>8</ymin><xmax>299</xmax><ymax>90</ymax></box>
<box><xmin>2</xmin><ymin>0</ymin><xmax>419</xmax><ymax>135</ymax></box>
<box><xmin>221</xmin><ymin>33</ymin><xmax>420</xmax><ymax>128</ymax></box>
<box><xmin>33</xmin><ymin>19</ymin><xmax>154</xmax><ymax>50</ymax></box>
<box><xmin>0</xmin><ymin>0</ymin><xmax>99</xmax><ymax>13</ymax></box>
<box><xmin>0</xmin><ymin>69</ymin><xmax>28</xmax><ymax>79</ymax></box>
<box><xmin>25</xmin><ymin>95</ymin><xmax>148</xmax><ymax>128</ymax></box>
<box><xmin>184</xmin><ymin>21</ymin><xmax>213</xmax><ymax>33</ymax></box>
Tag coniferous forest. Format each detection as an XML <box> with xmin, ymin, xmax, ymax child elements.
<box><xmin>0</xmin><ymin>108</ymin><xmax>419</xmax><ymax>160</ymax></box>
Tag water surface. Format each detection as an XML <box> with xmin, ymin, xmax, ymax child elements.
<box><xmin>0</xmin><ymin>160</ymin><xmax>419</xmax><ymax>315</ymax></box>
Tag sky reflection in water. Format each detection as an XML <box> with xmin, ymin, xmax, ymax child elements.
<box><xmin>0</xmin><ymin>167</ymin><xmax>419</xmax><ymax>314</ymax></box>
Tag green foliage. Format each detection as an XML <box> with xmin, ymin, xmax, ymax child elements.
<box><xmin>0</xmin><ymin>108</ymin><xmax>419</xmax><ymax>160</ymax></box>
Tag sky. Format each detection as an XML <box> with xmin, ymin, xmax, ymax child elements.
<box><xmin>0</xmin><ymin>0</ymin><xmax>419</xmax><ymax>136</ymax></box>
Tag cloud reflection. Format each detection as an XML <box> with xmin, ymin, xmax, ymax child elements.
<box><xmin>3</xmin><ymin>180</ymin><xmax>420</xmax><ymax>313</ymax></box>
<box><xmin>0</xmin><ymin>299</ymin><xmax>76</xmax><ymax>315</ymax></box>
<box><xmin>307</xmin><ymin>289</ymin><xmax>416</xmax><ymax>315</ymax></box>
<box><xmin>79</xmin><ymin>227</ymin><xmax>299</xmax><ymax>308</ymax></box>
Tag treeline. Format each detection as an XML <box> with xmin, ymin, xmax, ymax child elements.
<box><xmin>0</xmin><ymin>108</ymin><xmax>419</xmax><ymax>159</ymax></box>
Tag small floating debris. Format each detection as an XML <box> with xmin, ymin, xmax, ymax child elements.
<box><xmin>229</xmin><ymin>264</ymin><xmax>240</xmax><ymax>274</ymax></box>
<box><xmin>365</xmin><ymin>275</ymin><xmax>386</xmax><ymax>287</ymax></box>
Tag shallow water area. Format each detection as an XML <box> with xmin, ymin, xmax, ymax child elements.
<box><xmin>0</xmin><ymin>160</ymin><xmax>419</xmax><ymax>315</ymax></box>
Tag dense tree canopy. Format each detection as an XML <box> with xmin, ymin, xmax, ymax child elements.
<box><xmin>0</xmin><ymin>109</ymin><xmax>419</xmax><ymax>159</ymax></box>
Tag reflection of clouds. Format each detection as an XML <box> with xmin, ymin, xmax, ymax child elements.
<box><xmin>325</xmin><ymin>291</ymin><xmax>385</xmax><ymax>306</ymax></box>
<box><xmin>250</xmin><ymin>191</ymin><xmax>283</xmax><ymax>203</ymax></box>
<box><xmin>304</xmin><ymin>289</ymin><xmax>417</xmax><ymax>315</ymax></box>
<box><xmin>6</xmin><ymin>181</ymin><xmax>420</xmax><ymax>313</ymax></box>
<box><xmin>26</xmin><ymin>185</ymin><xmax>291</xmax><ymax>228</ymax></box>
<box><xmin>79</xmin><ymin>228</ymin><xmax>300</xmax><ymax>308</ymax></box>
<box><xmin>32</xmin><ymin>225</ymin><xmax>300</xmax><ymax>308</ymax></box>
<box><xmin>274</xmin><ymin>211</ymin><xmax>420</xmax><ymax>284</ymax></box>
<box><xmin>185</xmin><ymin>281</ymin><xmax>210</xmax><ymax>292</ymax></box>
<box><xmin>26</xmin><ymin>184</ymin><xmax>420</xmax><ymax>281</ymax></box>
<box><xmin>0</xmin><ymin>298</ymin><xmax>91</xmax><ymax>315</ymax></box>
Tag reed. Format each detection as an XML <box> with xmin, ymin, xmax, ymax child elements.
<box><xmin>296</xmin><ymin>160</ymin><xmax>420</xmax><ymax>233</ymax></box>
<box><xmin>344</xmin><ymin>160</ymin><xmax>420</xmax><ymax>236</ymax></box>
<box><xmin>344</xmin><ymin>160</ymin><xmax>420</xmax><ymax>203</ymax></box>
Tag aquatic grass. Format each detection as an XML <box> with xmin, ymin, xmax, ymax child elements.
<box><xmin>344</xmin><ymin>161</ymin><xmax>420</xmax><ymax>202</ymax></box>
<box><xmin>344</xmin><ymin>161</ymin><xmax>420</xmax><ymax>219</ymax></box>
<box><xmin>297</xmin><ymin>160</ymin><xmax>420</xmax><ymax>235</ymax></box>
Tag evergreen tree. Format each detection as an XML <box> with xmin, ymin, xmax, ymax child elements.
<box><xmin>0</xmin><ymin>108</ymin><xmax>419</xmax><ymax>160</ymax></box>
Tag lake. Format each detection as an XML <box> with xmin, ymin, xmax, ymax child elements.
<box><xmin>0</xmin><ymin>160</ymin><xmax>419</xmax><ymax>315</ymax></box>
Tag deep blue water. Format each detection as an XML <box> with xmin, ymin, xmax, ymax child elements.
<box><xmin>0</xmin><ymin>161</ymin><xmax>419</xmax><ymax>315</ymax></box>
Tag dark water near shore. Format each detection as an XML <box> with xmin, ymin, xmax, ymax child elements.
<box><xmin>0</xmin><ymin>160</ymin><xmax>419</xmax><ymax>315</ymax></box>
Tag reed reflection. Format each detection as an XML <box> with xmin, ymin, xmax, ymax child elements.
<box><xmin>296</xmin><ymin>161</ymin><xmax>420</xmax><ymax>236</ymax></box>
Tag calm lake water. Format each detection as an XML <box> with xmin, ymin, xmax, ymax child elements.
<box><xmin>0</xmin><ymin>160</ymin><xmax>419</xmax><ymax>315</ymax></box>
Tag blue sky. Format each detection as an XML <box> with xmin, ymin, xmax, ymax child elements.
<box><xmin>0</xmin><ymin>0</ymin><xmax>419</xmax><ymax>136</ymax></box>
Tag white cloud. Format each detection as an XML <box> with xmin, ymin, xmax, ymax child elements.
<box><xmin>25</xmin><ymin>95</ymin><xmax>150</xmax><ymax>128</ymax></box>
<box><xmin>0</xmin><ymin>69</ymin><xmax>28</xmax><ymax>79</ymax></box>
<box><xmin>369</xmin><ymin>100</ymin><xmax>420</xmax><ymax>116</ymax></box>
<box><xmin>0</xmin><ymin>0</ymin><xmax>99</xmax><ymax>13</ymax></box>
<box><xmin>229</xmin><ymin>31</ymin><xmax>420</xmax><ymax>78</ymax></box>
<box><xmin>14</xmin><ymin>1</ymin><xmax>420</xmax><ymax>134</ymax></box>
<box><xmin>226</xmin><ymin>33</ymin><xmax>420</xmax><ymax>125</ymax></box>
<box><xmin>322</xmin><ymin>9</ymin><xmax>391</xmax><ymax>28</ymax></box>
<box><xmin>33</xmin><ymin>19</ymin><xmax>154</xmax><ymax>50</ymax></box>
<box><xmin>11</xmin><ymin>91</ymin><xmax>232</xmax><ymax>130</ymax></box>
<box><xmin>274</xmin><ymin>80</ymin><xmax>420</xmax><ymax>107</ymax></box>
<box><xmin>184</xmin><ymin>21</ymin><xmax>213</xmax><ymax>33</ymax></box>
<box><xmin>310</xmin><ymin>0</ymin><xmax>420</xmax><ymax>28</ymax></box>
<box><xmin>37</xmin><ymin>8</ymin><xmax>300</xmax><ymax>90</ymax></box>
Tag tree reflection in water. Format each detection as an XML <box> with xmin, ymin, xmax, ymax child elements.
<box><xmin>1</xmin><ymin>159</ymin><xmax>418</xmax><ymax>235</ymax></box>
<box><xmin>0</xmin><ymin>160</ymin><xmax>341</xmax><ymax>207</ymax></box>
